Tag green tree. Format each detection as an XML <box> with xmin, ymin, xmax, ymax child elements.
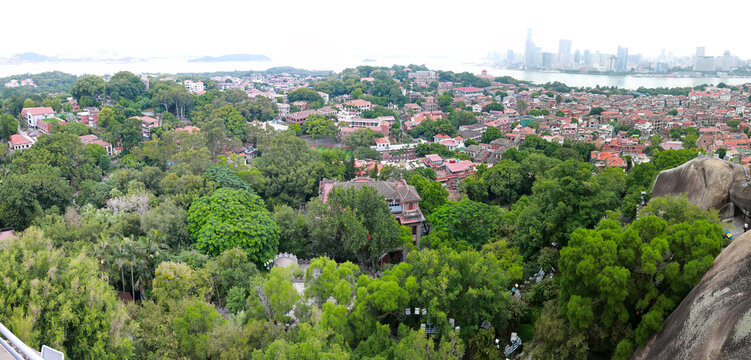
<box><xmin>448</xmin><ymin>110</ymin><xmax>477</xmax><ymax>127</ymax></box>
<box><xmin>588</xmin><ymin>106</ymin><xmax>605</xmax><ymax>116</ymax></box>
<box><xmin>71</xmin><ymin>74</ymin><xmax>106</xmax><ymax>104</ymax></box>
<box><xmin>0</xmin><ymin>165</ymin><xmax>73</xmax><ymax>230</ymax></box>
<box><xmin>307</xmin><ymin>185</ymin><xmax>401</xmax><ymax>266</ymax></box>
<box><xmin>172</xmin><ymin>301</ymin><xmax>224</xmax><ymax>360</ymax></box>
<box><xmin>303</xmin><ymin>114</ymin><xmax>338</xmax><ymax>140</ymax></box>
<box><xmin>559</xmin><ymin>210</ymin><xmax>723</xmax><ymax>355</ymax></box>
<box><xmin>12</xmin><ymin>132</ymin><xmax>104</xmax><ymax>185</ymax></box>
<box><xmin>344</xmin><ymin>128</ymin><xmax>377</xmax><ymax>148</ymax></box>
<box><xmin>681</xmin><ymin>133</ymin><xmax>698</xmax><ymax>148</ymax></box>
<box><xmin>0</xmin><ymin>113</ymin><xmax>19</xmax><ymax>141</ymax></box>
<box><xmin>480</xmin><ymin>126</ymin><xmax>503</xmax><ymax>144</ymax></box>
<box><xmin>263</xmin><ymin>265</ymin><xmax>300</xmax><ymax>322</ymax></box>
<box><xmin>410</xmin><ymin>174</ymin><xmax>448</xmax><ymax>216</ymax></box>
<box><xmin>513</xmin><ymin>160</ymin><xmax>622</xmax><ymax>259</ymax></box>
<box><xmin>106</xmin><ymin>71</ymin><xmax>146</xmax><ymax>100</ymax></box>
<box><xmin>187</xmin><ymin>188</ymin><xmax>280</xmax><ymax>263</ymax></box>
<box><xmin>482</xmin><ymin>102</ymin><xmax>504</xmax><ymax>112</ymax></box>
<box><xmin>287</xmin><ymin>88</ymin><xmax>325</xmax><ymax>109</ymax></box>
<box><xmin>272</xmin><ymin>205</ymin><xmax>310</xmax><ymax>257</ymax></box>
<box><xmin>0</xmin><ymin>228</ymin><xmax>135</xmax><ymax>359</ymax></box>
<box><xmin>254</xmin><ymin>132</ymin><xmax>324</xmax><ymax>206</ymax></box>
<box><xmin>425</xmin><ymin>198</ymin><xmax>503</xmax><ymax>250</ymax></box>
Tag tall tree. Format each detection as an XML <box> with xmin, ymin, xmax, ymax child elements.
<box><xmin>187</xmin><ymin>188</ymin><xmax>279</xmax><ymax>263</ymax></box>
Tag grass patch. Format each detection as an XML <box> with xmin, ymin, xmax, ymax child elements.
<box><xmin>312</xmin><ymin>146</ymin><xmax>353</xmax><ymax>159</ymax></box>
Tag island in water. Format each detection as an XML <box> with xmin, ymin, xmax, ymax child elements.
<box><xmin>188</xmin><ymin>54</ymin><xmax>271</xmax><ymax>62</ymax></box>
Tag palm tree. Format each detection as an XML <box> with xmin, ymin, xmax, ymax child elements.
<box><xmin>135</xmin><ymin>230</ymin><xmax>169</xmax><ymax>299</ymax></box>
<box><xmin>93</xmin><ymin>234</ymin><xmax>110</xmax><ymax>281</ymax></box>
<box><xmin>112</xmin><ymin>239</ymin><xmax>127</xmax><ymax>293</ymax></box>
<box><xmin>123</xmin><ymin>237</ymin><xmax>138</xmax><ymax>300</ymax></box>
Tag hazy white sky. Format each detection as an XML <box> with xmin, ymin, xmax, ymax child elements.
<box><xmin>3</xmin><ymin>0</ymin><xmax>750</xmax><ymax>60</ymax></box>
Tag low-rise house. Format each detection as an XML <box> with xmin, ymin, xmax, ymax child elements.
<box><xmin>372</xmin><ymin>138</ymin><xmax>418</xmax><ymax>162</ymax></box>
<box><xmin>432</xmin><ymin>158</ymin><xmax>476</xmax><ymax>189</ymax></box>
<box><xmin>458</xmin><ymin>129</ymin><xmax>482</xmax><ymax>142</ymax></box>
<box><xmin>132</xmin><ymin>116</ymin><xmax>160</xmax><ymax>138</ymax></box>
<box><xmin>79</xmin><ymin>134</ymin><xmax>115</xmax><ymax>156</ymax></box>
<box><xmin>319</xmin><ymin>177</ymin><xmax>426</xmax><ymax>262</ymax></box>
<box><xmin>343</xmin><ymin>99</ymin><xmax>373</xmax><ymax>115</ymax></box>
<box><xmin>37</xmin><ymin>118</ymin><xmax>65</xmax><ymax>133</ymax></box>
<box><xmin>590</xmin><ymin>151</ymin><xmax>626</xmax><ymax>169</ymax></box>
<box><xmin>8</xmin><ymin>134</ymin><xmax>33</xmax><ymax>152</ymax></box>
<box><xmin>434</xmin><ymin>135</ymin><xmax>465</xmax><ymax>151</ymax></box>
<box><xmin>285</xmin><ymin>110</ymin><xmax>318</xmax><ymax>125</ymax></box>
<box><xmin>453</xmin><ymin>86</ymin><xmax>484</xmax><ymax>98</ymax></box>
<box><xmin>21</xmin><ymin>107</ymin><xmax>55</xmax><ymax>127</ymax></box>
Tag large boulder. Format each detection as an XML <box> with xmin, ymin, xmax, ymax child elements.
<box><xmin>631</xmin><ymin>231</ymin><xmax>751</xmax><ymax>360</ymax></box>
<box><xmin>651</xmin><ymin>158</ymin><xmax>747</xmax><ymax>212</ymax></box>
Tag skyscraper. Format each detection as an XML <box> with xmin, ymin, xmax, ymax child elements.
<box><xmin>696</xmin><ymin>46</ymin><xmax>706</xmax><ymax>57</ymax></box>
<box><xmin>616</xmin><ymin>46</ymin><xmax>628</xmax><ymax>72</ymax></box>
<box><xmin>524</xmin><ymin>28</ymin><xmax>537</xmax><ymax>69</ymax></box>
<box><xmin>583</xmin><ymin>50</ymin><xmax>592</xmax><ymax>66</ymax></box>
<box><xmin>557</xmin><ymin>39</ymin><xmax>572</xmax><ymax>69</ymax></box>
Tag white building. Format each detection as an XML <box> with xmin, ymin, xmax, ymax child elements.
<box><xmin>184</xmin><ymin>80</ymin><xmax>206</xmax><ymax>93</ymax></box>
<box><xmin>21</xmin><ymin>107</ymin><xmax>55</xmax><ymax>127</ymax></box>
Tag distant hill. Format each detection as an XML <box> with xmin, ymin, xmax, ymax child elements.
<box><xmin>11</xmin><ymin>52</ymin><xmax>58</xmax><ymax>62</ymax></box>
<box><xmin>188</xmin><ymin>54</ymin><xmax>271</xmax><ymax>63</ymax></box>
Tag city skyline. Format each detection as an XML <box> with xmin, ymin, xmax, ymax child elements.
<box><xmin>512</xmin><ymin>28</ymin><xmax>741</xmax><ymax>62</ymax></box>
<box><xmin>504</xmin><ymin>28</ymin><xmax>745</xmax><ymax>73</ymax></box>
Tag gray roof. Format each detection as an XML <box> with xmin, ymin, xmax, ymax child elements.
<box><xmin>326</xmin><ymin>177</ymin><xmax>421</xmax><ymax>203</ymax></box>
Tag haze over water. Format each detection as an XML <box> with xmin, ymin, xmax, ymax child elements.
<box><xmin>2</xmin><ymin>55</ymin><xmax>751</xmax><ymax>90</ymax></box>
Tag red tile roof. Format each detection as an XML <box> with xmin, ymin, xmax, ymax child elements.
<box><xmin>22</xmin><ymin>107</ymin><xmax>54</xmax><ymax>116</ymax></box>
<box><xmin>9</xmin><ymin>134</ymin><xmax>31</xmax><ymax>145</ymax></box>
<box><xmin>454</xmin><ymin>86</ymin><xmax>483</xmax><ymax>92</ymax></box>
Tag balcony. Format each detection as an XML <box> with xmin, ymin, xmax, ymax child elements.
<box><xmin>0</xmin><ymin>322</ymin><xmax>63</xmax><ymax>360</ymax></box>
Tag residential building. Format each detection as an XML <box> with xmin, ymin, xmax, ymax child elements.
<box><xmin>37</xmin><ymin>118</ymin><xmax>65</xmax><ymax>133</ymax></box>
<box><xmin>453</xmin><ymin>87</ymin><xmax>484</xmax><ymax>98</ymax></box>
<box><xmin>343</xmin><ymin>99</ymin><xmax>373</xmax><ymax>115</ymax></box>
<box><xmin>21</xmin><ymin>107</ymin><xmax>55</xmax><ymax>127</ymax></box>
<box><xmin>590</xmin><ymin>151</ymin><xmax>626</xmax><ymax>169</ymax></box>
<box><xmin>372</xmin><ymin>138</ymin><xmax>418</xmax><ymax>162</ymax></box>
<box><xmin>79</xmin><ymin>134</ymin><xmax>115</xmax><ymax>156</ymax></box>
<box><xmin>433</xmin><ymin>134</ymin><xmax>465</xmax><ymax>150</ymax></box>
<box><xmin>319</xmin><ymin>177</ymin><xmax>426</xmax><ymax>255</ymax></box>
<box><xmin>285</xmin><ymin>110</ymin><xmax>319</xmax><ymax>125</ymax></box>
<box><xmin>408</xmin><ymin>70</ymin><xmax>439</xmax><ymax>84</ymax></box>
<box><xmin>133</xmin><ymin>116</ymin><xmax>160</xmax><ymax>138</ymax></box>
<box><xmin>426</xmin><ymin>156</ymin><xmax>476</xmax><ymax>189</ymax></box>
<box><xmin>184</xmin><ymin>80</ymin><xmax>206</xmax><ymax>94</ymax></box>
<box><xmin>8</xmin><ymin>134</ymin><xmax>33</xmax><ymax>152</ymax></box>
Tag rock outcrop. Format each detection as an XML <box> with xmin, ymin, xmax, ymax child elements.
<box><xmin>651</xmin><ymin>158</ymin><xmax>747</xmax><ymax>212</ymax></box>
<box><xmin>631</xmin><ymin>231</ymin><xmax>751</xmax><ymax>360</ymax></box>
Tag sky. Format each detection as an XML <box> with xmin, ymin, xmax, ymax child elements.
<box><xmin>3</xmin><ymin>0</ymin><xmax>751</xmax><ymax>61</ymax></box>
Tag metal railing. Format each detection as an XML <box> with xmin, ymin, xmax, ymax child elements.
<box><xmin>0</xmin><ymin>323</ymin><xmax>44</xmax><ymax>360</ymax></box>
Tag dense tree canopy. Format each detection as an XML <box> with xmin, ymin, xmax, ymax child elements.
<box><xmin>187</xmin><ymin>188</ymin><xmax>279</xmax><ymax>263</ymax></box>
<box><xmin>106</xmin><ymin>71</ymin><xmax>146</xmax><ymax>101</ymax></box>
<box><xmin>307</xmin><ymin>185</ymin><xmax>402</xmax><ymax>266</ymax></box>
